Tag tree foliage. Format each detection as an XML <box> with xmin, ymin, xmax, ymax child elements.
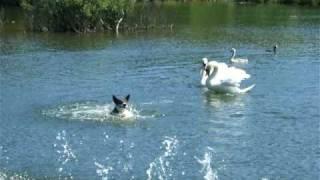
<box><xmin>21</xmin><ymin>0</ymin><xmax>134</xmax><ymax>32</ymax></box>
<box><xmin>18</xmin><ymin>0</ymin><xmax>319</xmax><ymax>33</ymax></box>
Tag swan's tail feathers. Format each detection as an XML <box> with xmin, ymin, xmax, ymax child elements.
<box><xmin>239</xmin><ymin>84</ymin><xmax>255</xmax><ymax>93</ymax></box>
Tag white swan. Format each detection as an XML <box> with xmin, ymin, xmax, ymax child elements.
<box><xmin>200</xmin><ymin>58</ymin><xmax>209</xmax><ymax>86</ymax></box>
<box><xmin>204</xmin><ymin>60</ymin><xmax>255</xmax><ymax>94</ymax></box>
<box><xmin>200</xmin><ymin>58</ymin><xmax>218</xmax><ymax>86</ymax></box>
<box><xmin>230</xmin><ymin>48</ymin><xmax>248</xmax><ymax>64</ymax></box>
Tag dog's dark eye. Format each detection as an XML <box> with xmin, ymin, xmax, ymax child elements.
<box><xmin>122</xmin><ymin>104</ymin><xmax>127</xmax><ymax>107</ymax></box>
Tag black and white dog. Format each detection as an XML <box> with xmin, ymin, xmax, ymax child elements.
<box><xmin>111</xmin><ymin>94</ymin><xmax>131</xmax><ymax>117</ymax></box>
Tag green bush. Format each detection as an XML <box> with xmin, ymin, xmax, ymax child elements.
<box><xmin>21</xmin><ymin>0</ymin><xmax>134</xmax><ymax>32</ymax></box>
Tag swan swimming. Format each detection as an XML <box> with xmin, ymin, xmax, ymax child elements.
<box><xmin>204</xmin><ymin>60</ymin><xmax>255</xmax><ymax>94</ymax></box>
<box><xmin>230</xmin><ymin>48</ymin><xmax>248</xmax><ymax>64</ymax></box>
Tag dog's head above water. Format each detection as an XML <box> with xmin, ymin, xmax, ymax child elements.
<box><xmin>111</xmin><ymin>94</ymin><xmax>130</xmax><ymax>115</ymax></box>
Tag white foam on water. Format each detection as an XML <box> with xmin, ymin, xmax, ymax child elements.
<box><xmin>0</xmin><ymin>172</ymin><xmax>6</xmax><ymax>180</ymax></box>
<box><xmin>94</xmin><ymin>162</ymin><xmax>113</xmax><ymax>180</ymax></box>
<box><xmin>54</xmin><ymin>130</ymin><xmax>77</xmax><ymax>178</ymax></box>
<box><xmin>146</xmin><ymin>136</ymin><xmax>179</xmax><ymax>180</ymax></box>
<box><xmin>42</xmin><ymin>101</ymin><xmax>162</xmax><ymax>124</ymax></box>
<box><xmin>195</xmin><ymin>147</ymin><xmax>219</xmax><ymax>180</ymax></box>
<box><xmin>42</xmin><ymin>102</ymin><xmax>149</xmax><ymax>123</ymax></box>
<box><xmin>0</xmin><ymin>171</ymin><xmax>31</xmax><ymax>180</ymax></box>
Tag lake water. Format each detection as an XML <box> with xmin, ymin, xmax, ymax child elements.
<box><xmin>0</xmin><ymin>3</ymin><xmax>319</xmax><ymax>180</ymax></box>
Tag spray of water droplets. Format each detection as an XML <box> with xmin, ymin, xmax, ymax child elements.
<box><xmin>54</xmin><ymin>130</ymin><xmax>77</xmax><ymax>179</ymax></box>
<box><xmin>94</xmin><ymin>162</ymin><xmax>113</xmax><ymax>180</ymax></box>
<box><xmin>146</xmin><ymin>136</ymin><xmax>179</xmax><ymax>180</ymax></box>
<box><xmin>195</xmin><ymin>147</ymin><xmax>219</xmax><ymax>180</ymax></box>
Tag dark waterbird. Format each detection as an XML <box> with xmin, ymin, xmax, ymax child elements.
<box><xmin>266</xmin><ymin>44</ymin><xmax>278</xmax><ymax>54</ymax></box>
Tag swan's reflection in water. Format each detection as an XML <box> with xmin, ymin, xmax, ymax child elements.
<box><xmin>202</xmin><ymin>90</ymin><xmax>246</xmax><ymax>110</ymax></box>
<box><xmin>201</xmin><ymin>89</ymin><xmax>250</xmax><ymax>147</ymax></box>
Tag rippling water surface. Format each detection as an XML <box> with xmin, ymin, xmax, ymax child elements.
<box><xmin>0</xmin><ymin>3</ymin><xmax>319</xmax><ymax>180</ymax></box>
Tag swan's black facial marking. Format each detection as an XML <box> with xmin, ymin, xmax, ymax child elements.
<box><xmin>202</xmin><ymin>61</ymin><xmax>206</xmax><ymax>68</ymax></box>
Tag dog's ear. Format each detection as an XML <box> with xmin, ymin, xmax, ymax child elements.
<box><xmin>125</xmin><ymin>94</ymin><xmax>130</xmax><ymax>102</ymax></box>
<box><xmin>112</xmin><ymin>95</ymin><xmax>123</xmax><ymax>105</ymax></box>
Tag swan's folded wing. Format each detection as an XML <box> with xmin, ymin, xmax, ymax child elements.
<box><xmin>226</xmin><ymin>67</ymin><xmax>251</xmax><ymax>82</ymax></box>
<box><xmin>220</xmin><ymin>79</ymin><xmax>240</xmax><ymax>87</ymax></box>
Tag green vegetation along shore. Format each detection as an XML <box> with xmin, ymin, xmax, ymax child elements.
<box><xmin>1</xmin><ymin>0</ymin><xmax>319</xmax><ymax>33</ymax></box>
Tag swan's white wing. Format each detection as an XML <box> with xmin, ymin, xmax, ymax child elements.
<box><xmin>204</xmin><ymin>61</ymin><xmax>250</xmax><ymax>87</ymax></box>
<box><xmin>204</xmin><ymin>60</ymin><xmax>254</xmax><ymax>94</ymax></box>
<box><xmin>223</xmin><ymin>66</ymin><xmax>250</xmax><ymax>84</ymax></box>
<box><xmin>206</xmin><ymin>62</ymin><xmax>241</xmax><ymax>87</ymax></box>
<box><xmin>219</xmin><ymin>80</ymin><xmax>240</xmax><ymax>87</ymax></box>
<box><xmin>209</xmin><ymin>63</ymin><xmax>247</xmax><ymax>83</ymax></box>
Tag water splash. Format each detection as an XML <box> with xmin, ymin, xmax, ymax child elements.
<box><xmin>96</xmin><ymin>133</ymin><xmax>137</xmax><ymax>179</ymax></box>
<box><xmin>0</xmin><ymin>172</ymin><xmax>6</xmax><ymax>180</ymax></box>
<box><xmin>94</xmin><ymin>162</ymin><xmax>113</xmax><ymax>180</ymax></box>
<box><xmin>42</xmin><ymin>102</ymin><xmax>149</xmax><ymax>122</ymax></box>
<box><xmin>146</xmin><ymin>136</ymin><xmax>179</xmax><ymax>180</ymax></box>
<box><xmin>195</xmin><ymin>147</ymin><xmax>219</xmax><ymax>180</ymax></box>
<box><xmin>0</xmin><ymin>171</ymin><xmax>31</xmax><ymax>180</ymax></box>
<box><xmin>54</xmin><ymin>130</ymin><xmax>77</xmax><ymax>178</ymax></box>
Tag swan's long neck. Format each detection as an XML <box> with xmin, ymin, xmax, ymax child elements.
<box><xmin>231</xmin><ymin>49</ymin><xmax>236</xmax><ymax>59</ymax></box>
<box><xmin>200</xmin><ymin>69</ymin><xmax>207</xmax><ymax>85</ymax></box>
<box><xmin>207</xmin><ymin>66</ymin><xmax>218</xmax><ymax>83</ymax></box>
